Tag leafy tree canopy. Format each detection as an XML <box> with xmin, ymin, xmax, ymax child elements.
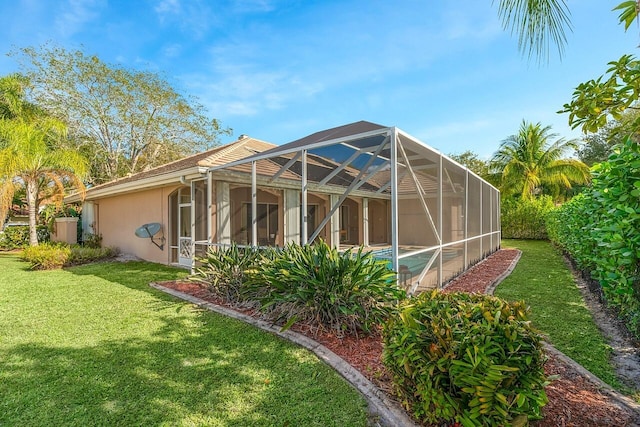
<box><xmin>448</xmin><ymin>150</ymin><xmax>490</xmax><ymax>178</ymax></box>
<box><xmin>11</xmin><ymin>45</ymin><xmax>231</xmax><ymax>185</ymax></box>
<box><xmin>578</xmin><ymin>109</ymin><xmax>640</xmax><ymax>166</ymax></box>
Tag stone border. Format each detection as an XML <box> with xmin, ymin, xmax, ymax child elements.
<box><xmin>149</xmin><ymin>282</ymin><xmax>418</xmax><ymax>427</ymax></box>
<box><xmin>485</xmin><ymin>249</ymin><xmax>522</xmax><ymax>295</ymax></box>
<box><xmin>486</xmin><ymin>251</ymin><xmax>640</xmax><ymax>419</ymax></box>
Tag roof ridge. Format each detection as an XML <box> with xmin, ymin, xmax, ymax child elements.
<box><xmin>198</xmin><ymin>137</ymin><xmax>250</xmax><ymax>165</ymax></box>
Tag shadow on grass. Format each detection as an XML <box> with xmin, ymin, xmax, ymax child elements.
<box><xmin>0</xmin><ymin>303</ymin><xmax>366</xmax><ymax>426</ymax></box>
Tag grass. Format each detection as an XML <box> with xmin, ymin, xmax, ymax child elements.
<box><xmin>0</xmin><ymin>254</ymin><xmax>368</xmax><ymax>426</ymax></box>
<box><xmin>496</xmin><ymin>239</ymin><xmax>621</xmax><ymax>389</ymax></box>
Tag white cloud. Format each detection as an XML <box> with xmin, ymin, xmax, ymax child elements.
<box><xmin>54</xmin><ymin>0</ymin><xmax>104</xmax><ymax>37</ymax></box>
<box><xmin>154</xmin><ymin>0</ymin><xmax>181</xmax><ymax>16</ymax></box>
<box><xmin>162</xmin><ymin>43</ymin><xmax>182</xmax><ymax>58</ymax></box>
<box><xmin>153</xmin><ymin>0</ymin><xmax>215</xmax><ymax>38</ymax></box>
<box><xmin>231</xmin><ymin>0</ymin><xmax>276</xmax><ymax>13</ymax></box>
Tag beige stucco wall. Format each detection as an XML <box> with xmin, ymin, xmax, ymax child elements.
<box><xmin>94</xmin><ymin>185</ymin><xmax>180</xmax><ymax>264</ymax></box>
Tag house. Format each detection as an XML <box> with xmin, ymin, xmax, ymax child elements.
<box><xmin>66</xmin><ymin>121</ymin><xmax>500</xmax><ymax>293</ymax></box>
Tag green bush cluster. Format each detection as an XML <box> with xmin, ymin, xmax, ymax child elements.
<box><xmin>21</xmin><ymin>242</ymin><xmax>119</xmax><ymax>270</ymax></box>
<box><xmin>193</xmin><ymin>241</ymin><xmax>404</xmax><ymax>335</ymax></box>
<box><xmin>193</xmin><ymin>244</ymin><xmax>258</xmax><ymax>304</ymax></box>
<box><xmin>546</xmin><ymin>138</ymin><xmax>640</xmax><ymax>337</ymax></box>
<box><xmin>500</xmin><ymin>196</ymin><xmax>555</xmax><ymax>240</ymax></box>
<box><xmin>21</xmin><ymin>243</ymin><xmax>72</xmax><ymax>269</ymax></box>
<box><xmin>382</xmin><ymin>291</ymin><xmax>548</xmax><ymax>427</ymax></box>
<box><xmin>0</xmin><ymin>225</ymin><xmax>50</xmax><ymax>250</ymax></box>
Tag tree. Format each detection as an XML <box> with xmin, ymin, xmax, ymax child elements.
<box><xmin>495</xmin><ymin>1</ymin><xmax>638</xmax><ymax>62</ymax></box>
<box><xmin>12</xmin><ymin>45</ymin><xmax>231</xmax><ymax>184</ymax></box>
<box><xmin>448</xmin><ymin>150</ymin><xmax>490</xmax><ymax>178</ymax></box>
<box><xmin>577</xmin><ymin>110</ymin><xmax>640</xmax><ymax>166</ymax></box>
<box><xmin>490</xmin><ymin>120</ymin><xmax>590</xmax><ymax>199</ymax></box>
<box><xmin>496</xmin><ymin>1</ymin><xmax>640</xmax><ymax>136</ymax></box>
<box><xmin>495</xmin><ymin>0</ymin><xmax>572</xmax><ymax>62</ymax></box>
<box><xmin>0</xmin><ymin>75</ymin><xmax>88</xmax><ymax>246</ymax></box>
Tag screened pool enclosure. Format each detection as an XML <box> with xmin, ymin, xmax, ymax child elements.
<box><xmin>207</xmin><ymin>121</ymin><xmax>500</xmax><ymax>294</ymax></box>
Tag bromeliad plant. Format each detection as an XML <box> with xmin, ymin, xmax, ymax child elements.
<box><xmin>244</xmin><ymin>240</ymin><xmax>405</xmax><ymax>335</ymax></box>
<box><xmin>192</xmin><ymin>244</ymin><xmax>259</xmax><ymax>305</ymax></box>
<box><xmin>383</xmin><ymin>291</ymin><xmax>548</xmax><ymax>427</ymax></box>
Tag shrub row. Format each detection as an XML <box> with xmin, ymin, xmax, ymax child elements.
<box><xmin>193</xmin><ymin>243</ymin><xmax>549</xmax><ymax>425</ymax></box>
<box><xmin>500</xmin><ymin>196</ymin><xmax>555</xmax><ymax>240</ymax></box>
<box><xmin>194</xmin><ymin>241</ymin><xmax>404</xmax><ymax>335</ymax></box>
<box><xmin>546</xmin><ymin>138</ymin><xmax>640</xmax><ymax>337</ymax></box>
<box><xmin>21</xmin><ymin>242</ymin><xmax>119</xmax><ymax>270</ymax></box>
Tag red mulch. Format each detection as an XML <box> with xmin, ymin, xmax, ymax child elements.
<box><xmin>161</xmin><ymin>250</ymin><xmax>640</xmax><ymax>426</ymax></box>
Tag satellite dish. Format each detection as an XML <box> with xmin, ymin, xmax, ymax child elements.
<box><xmin>134</xmin><ymin>223</ymin><xmax>165</xmax><ymax>250</ymax></box>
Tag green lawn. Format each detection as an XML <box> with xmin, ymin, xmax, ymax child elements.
<box><xmin>496</xmin><ymin>239</ymin><xmax>621</xmax><ymax>389</ymax></box>
<box><xmin>0</xmin><ymin>254</ymin><xmax>368</xmax><ymax>426</ymax></box>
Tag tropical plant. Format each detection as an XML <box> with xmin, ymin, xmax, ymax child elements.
<box><xmin>244</xmin><ymin>240</ymin><xmax>404</xmax><ymax>335</ymax></box>
<box><xmin>383</xmin><ymin>291</ymin><xmax>548</xmax><ymax>426</ymax></box>
<box><xmin>0</xmin><ymin>74</ymin><xmax>88</xmax><ymax>246</ymax></box>
<box><xmin>191</xmin><ymin>244</ymin><xmax>259</xmax><ymax>304</ymax></box>
<box><xmin>495</xmin><ymin>0</ymin><xmax>572</xmax><ymax>62</ymax></box>
<box><xmin>495</xmin><ymin>1</ymin><xmax>638</xmax><ymax>62</ymax></box>
<box><xmin>0</xmin><ymin>117</ymin><xmax>88</xmax><ymax>246</ymax></box>
<box><xmin>490</xmin><ymin>121</ymin><xmax>590</xmax><ymax>200</ymax></box>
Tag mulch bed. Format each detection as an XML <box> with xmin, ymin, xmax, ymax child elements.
<box><xmin>161</xmin><ymin>249</ymin><xmax>640</xmax><ymax>426</ymax></box>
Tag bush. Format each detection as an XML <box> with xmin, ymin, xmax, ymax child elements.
<box><xmin>245</xmin><ymin>240</ymin><xmax>405</xmax><ymax>335</ymax></box>
<box><xmin>383</xmin><ymin>291</ymin><xmax>548</xmax><ymax>426</ymax></box>
<box><xmin>546</xmin><ymin>138</ymin><xmax>640</xmax><ymax>337</ymax></box>
<box><xmin>192</xmin><ymin>244</ymin><xmax>259</xmax><ymax>304</ymax></box>
<box><xmin>21</xmin><ymin>243</ymin><xmax>118</xmax><ymax>269</ymax></box>
<box><xmin>67</xmin><ymin>245</ymin><xmax>119</xmax><ymax>265</ymax></box>
<box><xmin>82</xmin><ymin>233</ymin><xmax>103</xmax><ymax>249</ymax></box>
<box><xmin>21</xmin><ymin>243</ymin><xmax>71</xmax><ymax>270</ymax></box>
<box><xmin>500</xmin><ymin>196</ymin><xmax>555</xmax><ymax>239</ymax></box>
<box><xmin>0</xmin><ymin>225</ymin><xmax>50</xmax><ymax>250</ymax></box>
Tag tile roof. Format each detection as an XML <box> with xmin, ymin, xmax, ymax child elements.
<box><xmin>84</xmin><ymin>136</ymin><xmax>276</xmax><ymax>193</ymax></box>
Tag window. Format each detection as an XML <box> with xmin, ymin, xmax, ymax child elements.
<box><xmin>242</xmin><ymin>202</ymin><xmax>279</xmax><ymax>246</ymax></box>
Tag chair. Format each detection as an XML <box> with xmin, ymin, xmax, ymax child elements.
<box><xmin>399</xmin><ymin>265</ymin><xmax>412</xmax><ymax>288</ymax></box>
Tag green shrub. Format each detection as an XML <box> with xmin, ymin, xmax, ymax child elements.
<box><xmin>82</xmin><ymin>233</ymin><xmax>103</xmax><ymax>249</ymax></box>
<box><xmin>245</xmin><ymin>240</ymin><xmax>405</xmax><ymax>335</ymax></box>
<box><xmin>546</xmin><ymin>138</ymin><xmax>640</xmax><ymax>337</ymax></box>
<box><xmin>383</xmin><ymin>291</ymin><xmax>548</xmax><ymax>426</ymax></box>
<box><xmin>192</xmin><ymin>244</ymin><xmax>259</xmax><ymax>304</ymax></box>
<box><xmin>21</xmin><ymin>243</ymin><xmax>118</xmax><ymax>269</ymax></box>
<box><xmin>21</xmin><ymin>243</ymin><xmax>71</xmax><ymax>270</ymax></box>
<box><xmin>501</xmin><ymin>196</ymin><xmax>555</xmax><ymax>239</ymax></box>
<box><xmin>0</xmin><ymin>225</ymin><xmax>50</xmax><ymax>250</ymax></box>
<box><xmin>68</xmin><ymin>245</ymin><xmax>119</xmax><ymax>265</ymax></box>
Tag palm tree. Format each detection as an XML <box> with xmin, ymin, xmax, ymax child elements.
<box><xmin>0</xmin><ymin>75</ymin><xmax>88</xmax><ymax>246</ymax></box>
<box><xmin>495</xmin><ymin>0</ymin><xmax>572</xmax><ymax>61</ymax></box>
<box><xmin>490</xmin><ymin>120</ymin><xmax>590</xmax><ymax>200</ymax></box>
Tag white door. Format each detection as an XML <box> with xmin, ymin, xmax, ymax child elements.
<box><xmin>178</xmin><ymin>203</ymin><xmax>192</xmax><ymax>266</ymax></box>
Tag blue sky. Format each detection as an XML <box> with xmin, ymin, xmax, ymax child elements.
<box><xmin>0</xmin><ymin>0</ymin><xmax>637</xmax><ymax>158</ymax></box>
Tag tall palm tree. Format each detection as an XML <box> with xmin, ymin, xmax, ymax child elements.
<box><xmin>0</xmin><ymin>75</ymin><xmax>88</xmax><ymax>246</ymax></box>
<box><xmin>491</xmin><ymin>120</ymin><xmax>590</xmax><ymax>199</ymax></box>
